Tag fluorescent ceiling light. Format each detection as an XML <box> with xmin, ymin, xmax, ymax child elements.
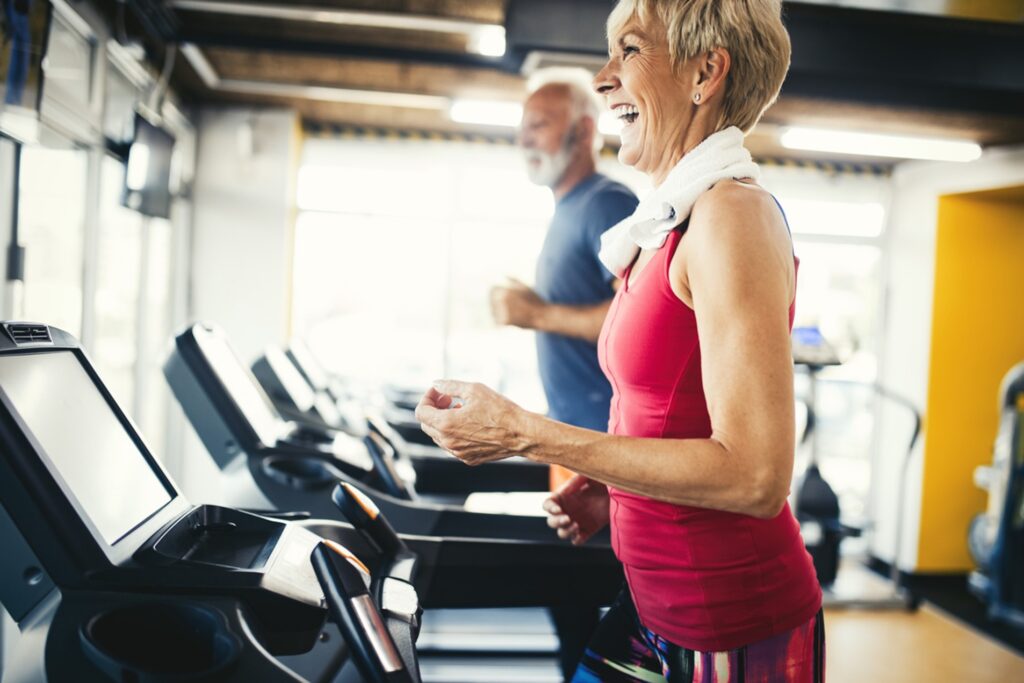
<box><xmin>170</xmin><ymin>1</ymin><xmax>505</xmax><ymax>56</ymax></box>
<box><xmin>450</xmin><ymin>100</ymin><xmax>522</xmax><ymax>127</ymax></box>
<box><xmin>780</xmin><ymin>126</ymin><xmax>982</xmax><ymax>163</ymax></box>
<box><xmin>468</xmin><ymin>26</ymin><xmax>506</xmax><ymax>57</ymax></box>
<box><xmin>598</xmin><ymin>112</ymin><xmax>622</xmax><ymax>137</ymax></box>
<box><xmin>448</xmin><ymin>101</ymin><xmax>626</xmax><ymax>134</ymax></box>
<box><xmin>221</xmin><ymin>80</ymin><xmax>448</xmax><ymax>110</ymax></box>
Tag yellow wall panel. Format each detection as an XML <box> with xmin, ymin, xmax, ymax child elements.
<box><xmin>919</xmin><ymin>188</ymin><xmax>1024</xmax><ymax>571</ymax></box>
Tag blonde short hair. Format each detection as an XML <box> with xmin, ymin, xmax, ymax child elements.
<box><xmin>607</xmin><ymin>0</ymin><xmax>791</xmax><ymax>133</ymax></box>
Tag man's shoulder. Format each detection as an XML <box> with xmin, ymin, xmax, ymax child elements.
<box><xmin>577</xmin><ymin>175</ymin><xmax>638</xmax><ymax>225</ymax></box>
<box><xmin>586</xmin><ymin>174</ymin><xmax>638</xmax><ymax>203</ymax></box>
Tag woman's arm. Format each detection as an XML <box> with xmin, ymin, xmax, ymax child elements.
<box><xmin>417</xmin><ymin>184</ymin><xmax>796</xmax><ymax>519</ymax></box>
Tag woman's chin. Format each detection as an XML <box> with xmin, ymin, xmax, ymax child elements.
<box><xmin>617</xmin><ymin>143</ymin><xmax>641</xmax><ymax>169</ymax></box>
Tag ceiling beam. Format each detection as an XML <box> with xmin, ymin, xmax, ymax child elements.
<box><xmin>168</xmin><ymin>1</ymin><xmax>500</xmax><ymax>35</ymax></box>
<box><xmin>176</xmin><ymin>28</ymin><xmax>513</xmax><ymax>70</ymax></box>
<box><xmin>201</xmin><ymin>48</ymin><xmax>525</xmax><ymax>99</ymax></box>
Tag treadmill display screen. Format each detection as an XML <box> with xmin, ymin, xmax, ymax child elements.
<box><xmin>0</xmin><ymin>351</ymin><xmax>175</xmax><ymax>545</ymax></box>
<box><xmin>266</xmin><ymin>347</ymin><xmax>316</xmax><ymax>413</ymax></box>
<box><xmin>195</xmin><ymin>330</ymin><xmax>285</xmax><ymax>447</ymax></box>
<box><xmin>289</xmin><ymin>342</ymin><xmax>329</xmax><ymax>392</ymax></box>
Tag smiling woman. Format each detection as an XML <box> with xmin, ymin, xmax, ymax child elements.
<box><xmin>416</xmin><ymin>1</ymin><xmax>827</xmax><ymax>681</ymax></box>
<box><xmin>600</xmin><ymin>0</ymin><xmax>790</xmax><ymax>184</ymax></box>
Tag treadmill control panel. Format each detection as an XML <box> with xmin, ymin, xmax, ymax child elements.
<box><xmin>0</xmin><ymin>350</ymin><xmax>176</xmax><ymax>546</ymax></box>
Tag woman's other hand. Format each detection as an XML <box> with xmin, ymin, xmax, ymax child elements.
<box><xmin>415</xmin><ymin>380</ymin><xmax>532</xmax><ymax>465</ymax></box>
<box><xmin>543</xmin><ymin>474</ymin><xmax>610</xmax><ymax>545</ymax></box>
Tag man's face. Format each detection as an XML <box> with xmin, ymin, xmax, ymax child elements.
<box><xmin>517</xmin><ymin>85</ymin><xmax>577</xmax><ymax>188</ymax></box>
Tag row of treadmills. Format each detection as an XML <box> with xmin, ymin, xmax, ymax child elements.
<box><xmin>0</xmin><ymin>320</ymin><xmax>621</xmax><ymax>683</ymax></box>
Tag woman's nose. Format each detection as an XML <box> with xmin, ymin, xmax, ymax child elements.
<box><xmin>593</xmin><ymin>60</ymin><xmax>619</xmax><ymax>95</ymax></box>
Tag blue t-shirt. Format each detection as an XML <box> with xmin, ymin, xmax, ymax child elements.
<box><xmin>534</xmin><ymin>173</ymin><xmax>639</xmax><ymax>431</ymax></box>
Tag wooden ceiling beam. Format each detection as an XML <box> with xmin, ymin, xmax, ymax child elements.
<box><xmin>204</xmin><ymin>49</ymin><xmax>526</xmax><ymax>101</ymax></box>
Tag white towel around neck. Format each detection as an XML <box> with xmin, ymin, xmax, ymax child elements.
<box><xmin>598</xmin><ymin>126</ymin><xmax>760</xmax><ymax>278</ymax></box>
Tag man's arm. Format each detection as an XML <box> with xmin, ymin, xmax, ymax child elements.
<box><xmin>490</xmin><ymin>279</ymin><xmax>614</xmax><ymax>343</ymax></box>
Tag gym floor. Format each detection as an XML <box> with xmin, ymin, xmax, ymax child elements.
<box><xmin>825</xmin><ymin>561</ymin><xmax>1024</xmax><ymax>681</ymax></box>
<box><xmin>825</xmin><ymin>605</ymin><xmax>1024</xmax><ymax>682</ymax></box>
<box><xmin>417</xmin><ymin>562</ymin><xmax>1024</xmax><ymax>683</ymax></box>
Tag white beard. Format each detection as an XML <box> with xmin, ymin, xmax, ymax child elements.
<box><xmin>523</xmin><ymin>145</ymin><xmax>573</xmax><ymax>189</ymax></box>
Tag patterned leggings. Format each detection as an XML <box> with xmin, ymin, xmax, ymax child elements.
<box><xmin>571</xmin><ymin>588</ymin><xmax>825</xmax><ymax>683</ymax></box>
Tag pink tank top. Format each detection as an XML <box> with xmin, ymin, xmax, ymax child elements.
<box><xmin>597</xmin><ymin>224</ymin><xmax>822</xmax><ymax>651</ymax></box>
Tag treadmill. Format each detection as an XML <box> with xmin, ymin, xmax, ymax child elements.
<box><xmin>0</xmin><ymin>321</ymin><xmax>622</xmax><ymax>682</ymax></box>
<box><xmin>0</xmin><ymin>321</ymin><xmax>420</xmax><ymax>682</ymax></box>
<box><xmin>253</xmin><ymin>345</ymin><xmax>363</xmax><ymax>438</ymax></box>
<box><xmin>283</xmin><ymin>342</ymin><xmax>439</xmax><ymax>452</ymax></box>
<box><xmin>286</xmin><ymin>339</ymin><xmax>355</xmax><ymax>409</ymax></box>
<box><xmin>252</xmin><ymin>344</ymin><xmax>549</xmax><ymax>498</ymax></box>
<box><xmin>164</xmin><ymin>322</ymin><xmax>614</xmax><ymax>544</ymax></box>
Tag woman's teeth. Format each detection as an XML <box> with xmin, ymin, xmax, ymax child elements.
<box><xmin>617</xmin><ymin>105</ymin><xmax>639</xmax><ymax>124</ymax></box>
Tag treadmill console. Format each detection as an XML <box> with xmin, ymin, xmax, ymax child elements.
<box><xmin>190</xmin><ymin>324</ymin><xmax>290</xmax><ymax>449</ymax></box>
<box><xmin>0</xmin><ymin>322</ymin><xmax>420</xmax><ymax>682</ymax></box>
<box><xmin>166</xmin><ymin>323</ymin><xmax>373</xmax><ymax>473</ymax></box>
<box><xmin>0</xmin><ymin>350</ymin><xmax>176</xmax><ymax>547</ymax></box>
<box><xmin>792</xmin><ymin>326</ymin><xmax>842</xmax><ymax>369</ymax></box>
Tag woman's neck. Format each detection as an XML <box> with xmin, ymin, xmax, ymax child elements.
<box><xmin>649</xmin><ymin>113</ymin><xmax>721</xmax><ymax>187</ymax></box>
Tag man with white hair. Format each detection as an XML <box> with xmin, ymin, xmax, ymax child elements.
<box><xmin>490</xmin><ymin>68</ymin><xmax>638</xmax><ymax>682</ymax></box>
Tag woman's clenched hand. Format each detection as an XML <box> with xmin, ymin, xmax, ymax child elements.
<box><xmin>543</xmin><ymin>474</ymin><xmax>610</xmax><ymax>545</ymax></box>
<box><xmin>415</xmin><ymin>380</ymin><xmax>534</xmax><ymax>466</ymax></box>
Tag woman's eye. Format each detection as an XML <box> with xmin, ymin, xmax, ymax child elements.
<box><xmin>623</xmin><ymin>45</ymin><xmax>639</xmax><ymax>58</ymax></box>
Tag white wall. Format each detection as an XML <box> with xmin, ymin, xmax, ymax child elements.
<box><xmin>181</xmin><ymin>107</ymin><xmax>299</xmax><ymax>502</ymax></box>
<box><xmin>190</xmin><ymin>107</ymin><xmax>298</xmax><ymax>362</ymax></box>
<box><xmin>872</xmin><ymin>145</ymin><xmax>1024</xmax><ymax>570</ymax></box>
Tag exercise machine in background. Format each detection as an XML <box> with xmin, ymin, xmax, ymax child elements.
<box><xmin>792</xmin><ymin>326</ymin><xmax>920</xmax><ymax>609</ymax></box>
<box><xmin>969</xmin><ymin>361</ymin><xmax>1024</xmax><ymax>629</ymax></box>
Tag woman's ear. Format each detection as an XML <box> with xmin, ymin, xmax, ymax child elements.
<box><xmin>696</xmin><ymin>47</ymin><xmax>731</xmax><ymax>99</ymax></box>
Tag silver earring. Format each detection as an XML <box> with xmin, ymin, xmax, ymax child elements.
<box><xmin>693</xmin><ymin>93</ymin><xmax>701</xmax><ymax>103</ymax></box>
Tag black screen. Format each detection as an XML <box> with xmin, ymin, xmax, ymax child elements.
<box><xmin>0</xmin><ymin>351</ymin><xmax>174</xmax><ymax>544</ymax></box>
<box><xmin>194</xmin><ymin>327</ymin><xmax>286</xmax><ymax>448</ymax></box>
<box><xmin>122</xmin><ymin>114</ymin><xmax>175</xmax><ymax>219</ymax></box>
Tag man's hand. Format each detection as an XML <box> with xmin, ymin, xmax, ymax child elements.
<box><xmin>490</xmin><ymin>279</ymin><xmax>547</xmax><ymax>329</ymax></box>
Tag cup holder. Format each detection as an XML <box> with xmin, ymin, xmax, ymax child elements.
<box><xmin>80</xmin><ymin>602</ymin><xmax>241</xmax><ymax>682</ymax></box>
<box><xmin>261</xmin><ymin>455</ymin><xmax>337</xmax><ymax>490</ymax></box>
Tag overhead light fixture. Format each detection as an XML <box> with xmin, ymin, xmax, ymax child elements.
<box><xmin>780</xmin><ymin>126</ymin><xmax>982</xmax><ymax>163</ymax></box>
<box><xmin>449</xmin><ymin>100</ymin><xmax>522</xmax><ymax>127</ymax></box>
<box><xmin>221</xmin><ymin>80</ymin><xmax>449</xmax><ymax>110</ymax></box>
<box><xmin>468</xmin><ymin>26</ymin><xmax>506</xmax><ymax>57</ymax></box>
<box><xmin>170</xmin><ymin>1</ymin><xmax>506</xmax><ymax>57</ymax></box>
<box><xmin>448</xmin><ymin>100</ymin><xmax>626</xmax><ymax>135</ymax></box>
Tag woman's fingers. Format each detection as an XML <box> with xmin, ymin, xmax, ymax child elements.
<box><xmin>546</xmin><ymin>513</ymin><xmax>572</xmax><ymax>529</ymax></box>
<box><xmin>556</xmin><ymin>522</ymin><xmax>580</xmax><ymax>540</ymax></box>
<box><xmin>431</xmin><ymin>379</ymin><xmax>473</xmax><ymax>402</ymax></box>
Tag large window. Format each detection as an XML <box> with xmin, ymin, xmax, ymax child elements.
<box><xmin>294</xmin><ymin>138</ymin><xmax>553</xmax><ymax>411</ymax></box>
<box><xmin>17</xmin><ymin>146</ymin><xmax>88</xmax><ymax>336</ymax></box>
<box><xmin>92</xmin><ymin>156</ymin><xmax>144</xmax><ymax>408</ymax></box>
<box><xmin>294</xmin><ymin>141</ymin><xmax>891</xmax><ymax>525</ymax></box>
<box><xmin>90</xmin><ymin>156</ymin><xmax>176</xmax><ymax>456</ymax></box>
<box><xmin>762</xmin><ymin>167</ymin><xmax>891</xmax><ymax>525</ymax></box>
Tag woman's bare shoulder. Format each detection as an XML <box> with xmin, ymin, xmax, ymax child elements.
<box><xmin>688</xmin><ymin>180</ymin><xmax>786</xmax><ymax>252</ymax></box>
